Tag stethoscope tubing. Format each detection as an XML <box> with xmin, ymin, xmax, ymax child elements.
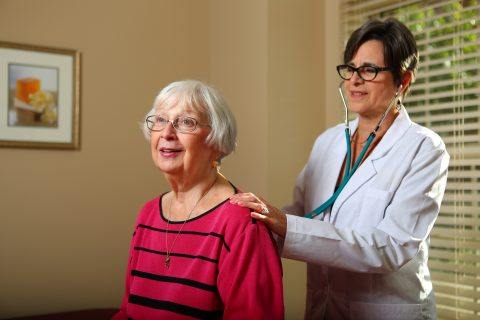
<box><xmin>305</xmin><ymin>81</ymin><xmax>400</xmax><ymax>219</ymax></box>
<box><xmin>305</xmin><ymin>130</ymin><xmax>375</xmax><ymax>219</ymax></box>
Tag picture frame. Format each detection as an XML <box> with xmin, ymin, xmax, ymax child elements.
<box><xmin>0</xmin><ymin>41</ymin><xmax>80</xmax><ymax>149</ymax></box>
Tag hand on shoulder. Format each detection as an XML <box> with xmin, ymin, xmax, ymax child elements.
<box><xmin>230</xmin><ymin>193</ymin><xmax>287</xmax><ymax>238</ymax></box>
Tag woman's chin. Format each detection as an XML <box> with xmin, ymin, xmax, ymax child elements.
<box><xmin>157</xmin><ymin>166</ymin><xmax>182</xmax><ymax>176</ymax></box>
<box><xmin>154</xmin><ymin>159</ymin><xmax>182</xmax><ymax>175</ymax></box>
<box><xmin>347</xmin><ymin>102</ymin><xmax>367</xmax><ymax>114</ymax></box>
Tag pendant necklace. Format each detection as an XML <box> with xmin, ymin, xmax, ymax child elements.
<box><xmin>164</xmin><ymin>175</ymin><xmax>218</xmax><ymax>269</ymax></box>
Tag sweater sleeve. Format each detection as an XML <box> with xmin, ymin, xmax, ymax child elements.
<box><xmin>217</xmin><ymin>221</ymin><xmax>284</xmax><ymax>320</ymax></box>
<box><xmin>111</xmin><ymin>228</ymin><xmax>136</xmax><ymax>320</ymax></box>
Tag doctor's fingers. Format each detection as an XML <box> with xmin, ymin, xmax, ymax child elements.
<box><xmin>230</xmin><ymin>192</ymin><xmax>262</xmax><ymax>203</ymax></box>
<box><xmin>251</xmin><ymin>208</ymin><xmax>287</xmax><ymax>238</ymax></box>
<box><xmin>229</xmin><ymin>193</ymin><xmax>266</xmax><ymax>209</ymax></box>
<box><xmin>230</xmin><ymin>195</ymin><xmax>269</xmax><ymax>214</ymax></box>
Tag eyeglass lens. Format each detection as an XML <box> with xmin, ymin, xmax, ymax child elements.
<box><xmin>338</xmin><ymin>65</ymin><xmax>378</xmax><ymax>81</ymax></box>
<box><xmin>147</xmin><ymin>116</ymin><xmax>198</xmax><ymax>132</ymax></box>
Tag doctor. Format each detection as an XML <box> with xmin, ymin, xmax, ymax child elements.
<box><xmin>230</xmin><ymin>18</ymin><xmax>449</xmax><ymax>320</ymax></box>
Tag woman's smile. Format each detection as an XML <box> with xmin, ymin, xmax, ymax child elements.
<box><xmin>158</xmin><ymin>146</ymin><xmax>184</xmax><ymax>158</ymax></box>
<box><xmin>349</xmin><ymin>90</ymin><xmax>368</xmax><ymax>99</ymax></box>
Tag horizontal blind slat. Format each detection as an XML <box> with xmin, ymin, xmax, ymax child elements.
<box><xmin>413</xmin><ymin>17</ymin><xmax>480</xmax><ymax>38</ymax></box>
<box><xmin>411</xmin><ymin>74</ymin><xmax>480</xmax><ymax>91</ymax></box>
<box><xmin>437</xmin><ymin>307</ymin><xmax>480</xmax><ymax>320</ymax></box>
<box><xmin>445</xmin><ymin>182</ymin><xmax>480</xmax><ymax>190</ymax></box>
<box><xmin>430</xmin><ymin>239</ymin><xmax>480</xmax><ymax>250</ymax></box>
<box><xmin>408</xmin><ymin>87</ymin><xmax>479</xmax><ymax>103</ymax></box>
<box><xmin>432</xmin><ymin>272</ymin><xmax>480</xmax><ymax>287</ymax></box>
<box><xmin>417</xmin><ymin>30</ymin><xmax>480</xmax><ymax>47</ymax></box>
<box><xmin>407</xmin><ymin>99</ymin><xmax>480</xmax><ymax>113</ymax></box>
<box><xmin>436</xmin><ymin>216</ymin><xmax>480</xmax><ymax>225</ymax></box>
<box><xmin>431</xmin><ymin>229</ymin><xmax>480</xmax><ymax>240</ymax></box>
<box><xmin>412</xmin><ymin>111</ymin><xmax>480</xmax><ymax>123</ymax></box>
<box><xmin>435</xmin><ymin>296</ymin><xmax>480</xmax><ymax>313</ymax></box>
<box><xmin>443</xmin><ymin>136</ymin><xmax>480</xmax><ymax>144</ymax></box>
<box><xmin>429</xmin><ymin>248</ymin><xmax>480</xmax><ymax>263</ymax></box>
<box><xmin>434</xmin><ymin>283</ymin><xmax>480</xmax><ymax>300</ymax></box>
<box><xmin>403</xmin><ymin>4</ymin><xmax>480</xmax><ymax>27</ymax></box>
<box><xmin>342</xmin><ymin>0</ymin><xmax>422</xmax><ymax>18</ymax></box>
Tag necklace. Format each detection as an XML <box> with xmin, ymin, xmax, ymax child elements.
<box><xmin>164</xmin><ymin>175</ymin><xmax>218</xmax><ymax>269</ymax></box>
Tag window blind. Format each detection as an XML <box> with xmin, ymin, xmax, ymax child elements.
<box><xmin>340</xmin><ymin>1</ymin><xmax>480</xmax><ymax>319</ymax></box>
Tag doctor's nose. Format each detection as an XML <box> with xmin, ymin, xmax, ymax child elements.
<box><xmin>350</xmin><ymin>70</ymin><xmax>365</xmax><ymax>85</ymax></box>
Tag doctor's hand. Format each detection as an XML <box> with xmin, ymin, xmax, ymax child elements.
<box><xmin>230</xmin><ymin>193</ymin><xmax>287</xmax><ymax>238</ymax></box>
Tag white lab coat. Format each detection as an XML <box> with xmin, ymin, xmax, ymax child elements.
<box><xmin>282</xmin><ymin>106</ymin><xmax>449</xmax><ymax>320</ymax></box>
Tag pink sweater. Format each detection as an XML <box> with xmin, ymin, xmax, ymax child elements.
<box><xmin>113</xmin><ymin>194</ymin><xmax>284</xmax><ymax>320</ymax></box>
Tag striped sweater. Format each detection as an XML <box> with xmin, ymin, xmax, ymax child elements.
<box><xmin>113</xmin><ymin>194</ymin><xmax>284</xmax><ymax>319</ymax></box>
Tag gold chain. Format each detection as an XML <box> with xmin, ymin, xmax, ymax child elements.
<box><xmin>164</xmin><ymin>175</ymin><xmax>218</xmax><ymax>269</ymax></box>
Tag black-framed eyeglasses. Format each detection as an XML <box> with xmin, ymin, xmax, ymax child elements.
<box><xmin>336</xmin><ymin>64</ymin><xmax>393</xmax><ymax>81</ymax></box>
<box><xmin>146</xmin><ymin>115</ymin><xmax>210</xmax><ymax>133</ymax></box>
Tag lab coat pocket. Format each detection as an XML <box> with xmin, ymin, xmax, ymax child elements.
<box><xmin>355</xmin><ymin>188</ymin><xmax>392</xmax><ymax>230</ymax></box>
<box><xmin>349</xmin><ymin>301</ymin><xmax>422</xmax><ymax>320</ymax></box>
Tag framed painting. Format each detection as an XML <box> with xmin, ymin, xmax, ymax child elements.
<box><xmin>0</xmin><ymin>41</ymin><xmax>80</xmax><ymax>149</ymax></box>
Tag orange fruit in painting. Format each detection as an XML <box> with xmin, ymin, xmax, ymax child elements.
<box><xmin>16</xmin><ymin>78</ymin><xmax>40</xmax><ymax>103</ymax></box>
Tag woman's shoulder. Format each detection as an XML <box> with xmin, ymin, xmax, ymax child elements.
<box><xmin>216</xmin><ymin>200</ymin><xmax>260</xmax><ymax>230</ymax></box>
<box><xmin>406</xmin><ymin>122</ymin><xmax>447</xmax><ymax>152</ymax></box>
<box><xmin>141</xmin><ymin>195</ymin><xmax>162</xmax><ymax>213</ymax></box>
<box><xmin>208</xmin><ymin>182</ymin><xmax>252</xmax><ymax>226</ymax></box>
<box><xmin>216</xmin><ymin>201</ymin><xmax>273</xmax><ymax>246</ymax></box>
<box><xmin>219</xmin><ymin>200</ymin><xmax>253</xmax><ymax>224</ymax></box>
<box><xmin>134</xmin><ymin>195</ymin><xmax>162</xmax><ymax>225</ymax></box>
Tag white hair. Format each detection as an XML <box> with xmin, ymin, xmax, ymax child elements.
<box><xmin>142</xmin><ymin>80</ymin><xmax>237</xmax><ymax>161</ymax></box>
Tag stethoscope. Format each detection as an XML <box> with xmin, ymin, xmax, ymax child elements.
<box><xmin>305</xmin><ymin>81</ymin><xmax>402</xmax><ymax>219</ymax></box>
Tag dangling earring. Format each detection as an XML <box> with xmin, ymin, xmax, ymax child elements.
<box><xmin>211</xmin><ymin>160</ymin><xmax>219</xmax><ymax>169</ymax></box>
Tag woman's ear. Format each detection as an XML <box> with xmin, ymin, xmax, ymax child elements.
<box><xmin>400</xmin><ymin>71</ymin><xmax>413</xmax><ymax>93</ymax></box>
<box><xmin>210</xmin><ymin>151</ymin><xmax>222</xmax><ymax>169</ymax></box>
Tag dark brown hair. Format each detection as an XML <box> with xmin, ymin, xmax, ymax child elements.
<box><xmin>344</xmin><ymin>17</ymin><xmax>419</xmax><ymax>89</ymax></box>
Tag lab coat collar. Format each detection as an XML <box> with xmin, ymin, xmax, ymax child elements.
<box><xmin>329</xmin><ymin>106</ymin><xmax>412</xmax><ymax>220</ymax></box>
<box><xmin>345</xmin><ymin>105</ymin><xmax>412</xmax><ymax>158</ymax></box>
<box><xmin>369</xmin><ymin>105</ymin><xmax>412</xmax><ymax>160</ymax></box>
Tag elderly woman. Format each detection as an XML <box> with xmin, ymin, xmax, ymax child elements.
<box><xmin>231</xmin><ymin>18</ymin><xmax>449</xmax><ymax>319</ymax></box>
<box><xmin>113</xmin><ymin>80</ymin><xmax>284</xmax><ymax>319</ymax></box>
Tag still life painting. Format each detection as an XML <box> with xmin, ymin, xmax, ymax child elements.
<box><xmin>9</xmin><ymin>64</ymin><xmax>59</xmax><ymax>128</ymax></box>
<box><xmin>0</xmin><ymin>41</ymin><xmax>80</xmax><ymax>149</ymax></box>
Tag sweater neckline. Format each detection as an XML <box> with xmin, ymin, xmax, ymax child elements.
<box><xmin>158</xmin><ymin>182</ymin><xmax>238</xmax><ymax>224</ymax></box>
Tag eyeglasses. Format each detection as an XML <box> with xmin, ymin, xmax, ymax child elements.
<box><xmin>336</xmin><ymin>64</ymin><xmax>393</xmax><ymax>81</ymax></box>
<box><xmin>146</xmin><ymin>115</ymin><xmax>210</xmax><ymax>133</ymax></box>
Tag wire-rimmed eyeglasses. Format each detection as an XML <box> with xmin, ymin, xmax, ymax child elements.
<box><xmin>146</xmin><ymin>115</ymin><xmax>210</xmax><ymax>133</ymax></box>
<box><xmin>336</xmin><ymin>64</ymin><xmax>393</xmax><ymax>81</ymax></box>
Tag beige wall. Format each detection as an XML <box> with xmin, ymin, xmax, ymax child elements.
<box><xmin>209</xmin><ymin>0</ymin><xmax>269</xmax><ymax>196</ymax></box>
<box><xmin>0</xmin><ymin>0</ymin><xmax>210</xmax><ymax>317</ymax></box>
<box><xmin>267</xmin><ymin>1</ymin><xmax>324</xmax><ymax>317</ymax></box>
<box><xmin>0</xmin><ymin>0</ymin><xmax>341</xmax><ymax>318</ymax></box>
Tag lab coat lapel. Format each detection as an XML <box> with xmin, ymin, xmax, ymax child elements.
<box><xmin>369</xmin><ymin>106</ymin><xmax>412</xmax><ymax>161</ymax></box>
<box><xmin>329</xmin><ymin>106</ymin><xmax>412</xmax><ymax>221</ymax></box>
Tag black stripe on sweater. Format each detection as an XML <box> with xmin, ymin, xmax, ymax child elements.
<box><xmin>137</xmin><ymin>224</ymin><xmax>231</xmax><ymax>252</ymax></box>
<box><xmin>129</xmin><ymin>294</ymin><xmax>222</xmax><ymax>319</ymax></box>
<box><xmin>131</xmin><ymin>269</ymin><xmax>217</xmax><ymax>292</ymax></box>
<box><xmin>134</xmin><ymin>246</ymin><xmax>218</xmax><ymax>263</ymax></box>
